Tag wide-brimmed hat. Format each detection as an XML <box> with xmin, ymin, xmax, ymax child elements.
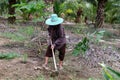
<box><xmin>45</xmin><ymin>14</ymin><xmax>64</xmax><ymax>26</ymax></box>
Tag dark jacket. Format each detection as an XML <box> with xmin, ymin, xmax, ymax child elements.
<box><xmin>48</xmin><ymin>26</ymin><xmax>66</xmax><ymax>49</ymax></box>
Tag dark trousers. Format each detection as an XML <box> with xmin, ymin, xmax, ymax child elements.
<box><xmin>45</xmin><ymin>44</ymin><xmax>66</xmax><ymax>61</ymax></box>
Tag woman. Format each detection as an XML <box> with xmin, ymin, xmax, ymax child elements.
<box><xmin>43</xmin><ymin>14</ymin><xmax>66</xmax><ymax>70</ymax></box>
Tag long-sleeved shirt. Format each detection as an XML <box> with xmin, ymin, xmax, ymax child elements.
<box><xmin>48</xmin><ymin>26</ymin><xmax>66</xmax><ymax>49</ymax></box>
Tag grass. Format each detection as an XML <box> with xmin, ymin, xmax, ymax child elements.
<box><xmin>35</xmin><ymin>75</ymin><xmax>45</xmax><ymax>80</ymax></box>
<box><xmin>0</xmin><ymin>52</ymin><xmax>20</xmax><ymax>59</ymax></box>
<box><xmin>2</xmin><ymin>32</ymin><xmax>26</xmax><ymax>41</ymax></box>
<box><xmin>35</xmin><ymin>75</ymin><xmax>53</xmax><ymax>80</ymax></box>
<box><xmin>88</xmin><ymin>78</ymin><xmax>101</xmax><ymax>80</ymax></box>
<box><xmin>0</xmin><ymin>26</ymin><xmax>34</xmax><ymax>42</ymax></box>
<box><xmin>18</xmin><ymin>26</ymin><xmax>34</xmax><ymax>37</ymax></box>
<box><xmin>64</xmin><ymin>24</ymin><xmax>87</xmax><ymax>34</ymax></box>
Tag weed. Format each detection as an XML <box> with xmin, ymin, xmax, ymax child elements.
<box><xmin>21</xmin><ymin>53</ymin><xmax>28</xmax><ymax>63</ymax></box>
<box><xmin>0</xmin><ymin>52</ymin><xmax>19</xmax><ymax>59</ymax></box>
<box><xmin>19</xmin><ymin>26</ymin><xmax>34</xmax><ymax>37</ymax></box>
<box><xmin>99</xmin><ymin>63</ymin><xmax>120</xmax><ymax>80</ymax></box>
<box><xmin>35</xmin><ymin>75</ymin><xmax>45</xmax><ymax>80</ymax></box>
<box><xmin>88</xmin><ymin>78</ymin><xmax>101</xmax><ymax>80</ymax></box>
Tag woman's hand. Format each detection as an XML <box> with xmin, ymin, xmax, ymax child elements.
<box><xmin>51</xmin><ymin>44</ymin><xmax>55</xmax><ymax>49</ymax></box>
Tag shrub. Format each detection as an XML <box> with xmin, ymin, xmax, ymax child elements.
<box><xmin>72</xmin><ymin>30</ymin><xmax>105</xmax><ymax>56</ymax></box>
<box><xmin>13</xmin><ymin>0</ymin><xmax>46</xmax><ymax>21</ymax></box>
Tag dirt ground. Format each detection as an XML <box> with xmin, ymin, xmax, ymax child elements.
<box><xmin>0</xmin><ymin>23</ymin><xmax>120</xmax><ymax>80</ymax></box>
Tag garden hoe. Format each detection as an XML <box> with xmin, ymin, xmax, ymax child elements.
<box><xmin>50</xmin><ymin>40</ymin><xmax>59</xmax><ymax>77</ymax></box>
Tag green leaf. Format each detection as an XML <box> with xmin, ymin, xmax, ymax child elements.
<box><xmin>72</xmin><ymin>37</ymin><xmax>89</xmax><ymax>56</ymax></box>
<box><xmin>107</xmin><ymin>67</ymin><xmax>120</xmax><ymax>78</ymax></box>
<box><xmin>103</xmin><ymin>70</ymin><xmax>113</xmax><ymax>80</ymax></box>
<box><xmin>99</xmin><ymin>63</ymin><xmax>120</xmax><ymax>80</ymax></box>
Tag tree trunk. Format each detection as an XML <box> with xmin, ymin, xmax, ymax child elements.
<box><xmin>74</xmin><ymin>8</ymin><xmax>82</xmax><ymax>23</ymax></box>
<box><xmin>95</xmin><ymin>0</ymin><xmax>107</xmax><ymax>28</ymax></box>
<box><xmin>8</xmin><ymin>0</ymin><xmax>16</xmax><ymax>24</ymax></box>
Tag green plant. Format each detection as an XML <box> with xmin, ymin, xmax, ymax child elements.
<box><xmin>19</xmin><ymin>26</ymin><xmax>34</xmax><ymax>37</ymax></box>
<box><xmin>0</xmin><ymin>52</ymin><xmax>19</xmax><ymax>59</ymax></box>
<box><xmin>0</xmin><ymin>0</ymin><xmax>8</xmax><ymax>16</ymax></box>
<box><xmin>88</xmin><ymin>30</ymin><xmax>105</xmax><ymax>43</ymax></box>
<box><xmin>0</xmin><ymin>26</ymin><xmax>34</xmax><ymax>42</ymax></box>
<box><xmin>22</xmin><ymin>53</ymin><xmax>28</xmax><ymax>63</ymax></box>
<box><xmin>72</xmin><ymin>30</ymin><xmax>105</xmax><ymax>56</ymax></box>
<box><xmin>88</xmin><ymin>78</ymin><xmax>94</xmax><ymax>80</ymax></box>
<box><xmin>99</xmin><ymin>63</ymin><xmax>120</xmax><ymax>80</ymax></box>
<box><xmin>13</xmin><ymin>0</ymin><xmax>46</xmax><ymax>20</ymax></box>
<box><xmin>72</xmin><ymin>37</ymin><xmax>89</xmax><ymax>56</ymax></box>
<box><xmin>59</xmin><ymin>0</ymin><xmax>97</xmax><ymax>22</ymax></box>
<box><xmin>35</xmin><ymin>75</ymin><xmax>54</xmax><ymax>80</ymax></box>
<box><xmin>82</xmin><ymin>1</ymin><xmax>97</xmax><ymax>22</ymax></box>
<box><xmin>1</xmin><ymin>32</ymin><xmax>26</xmax><ymax>42</ymax></box>
<box><xmin>88</xmin><ymin>78</ymin><xmax>101</xmax><ymax>80</ymax></box>
<box><xmin>60</xmin><ymin>0</ymin><xmax>80</xmax><ymax>20</ymax></box>
<box><xmin>105</xmin><ymin>0</ymin><xmax>120</xmax><ymax>23</ymax></box>
<box><xmin>53</xmin><ymin>0</ymin><xmax>65</xmax><ymax>16</ymax></box>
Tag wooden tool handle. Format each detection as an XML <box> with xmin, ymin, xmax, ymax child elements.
<box><xmin>50</xmin><ymin>39</ymin><xmax>58</xmax><ymax>71</ymax></box>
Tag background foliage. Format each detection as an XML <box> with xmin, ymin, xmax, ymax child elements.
<box><xmin>0</xmin><ymin>0</ymin><xmax>119</xmax><ymax>23</ymax></box>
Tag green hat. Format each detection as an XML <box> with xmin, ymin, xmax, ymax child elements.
<box><xmin>45</xmin><ymin>14</ymin><xmax>64</xmax><ymax>26</ymax></box>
